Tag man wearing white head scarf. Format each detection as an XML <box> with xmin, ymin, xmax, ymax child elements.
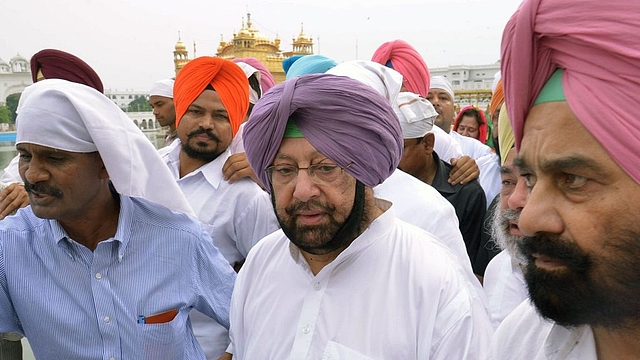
<box><xmin>327</xmin><ymin>60</ymin><xmax>485</xmax><ymax>298</ymax></box>
<box><xmin>0</xmin><ymin>79</ymin><xmax>236</xmax><ymax>360</ymax></box>
<box><xmin>149</xmin><ymin>78</ymin><xmax>178</xmax><ymax>147</ymax></box>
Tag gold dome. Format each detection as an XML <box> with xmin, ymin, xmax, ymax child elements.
<box><xmin>175</xmin><ymin>39</ymin><xmax>186</xmax><ymax>51</ymax></box>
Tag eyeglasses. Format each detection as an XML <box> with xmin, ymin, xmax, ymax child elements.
<box><xmin>265</xmin><ymin>161</ymin><xmax>352</xmax><ymax>186</ymax></box>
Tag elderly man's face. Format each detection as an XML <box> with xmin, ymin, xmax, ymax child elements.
<box><xmin>177</xmin><ymin>89</ymin><xmax>233</xmax><ymax>162</ymax></box>
<box><xmin>149</xmin><ymin>95</ymin><xmax>176</xmax><ymax>129</ymax></box>
<box><xmin>17</xmin><ymin>143</ymin><xmax>107</xmax><ymax>222</ymax></box>
<box><xmin>426</xmin><ymin>89</ymin><xmax>455</xmax><ymax>133</ymax></box>
<box><xmin>492</xmin><ymin>148</ymin><xmax>524</xmax><ymax>259</ymax></box>
<box><xmin>270</xmin><ymin>137</ymin><xmax>359</xmax><ymax>255</ymax></box>
<box><xmin>514</xmin><ymin>101</ymin><xmax>640</xmax><ymax>329</ymax></box>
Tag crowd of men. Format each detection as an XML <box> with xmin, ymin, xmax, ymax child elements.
<box><xmin>1</xmin><ymin>0</ymin><xmax>639</xmax><ymax>358</ymax></box>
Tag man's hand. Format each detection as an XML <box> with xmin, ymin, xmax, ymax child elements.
<box><xmin>0</xmin><ymin>183</ymin><xmax>29</xmax><ymax>220</ymax></box>
<box><xmin>448</xmin><ymin>156</ymin><xmax>479</xmax><ymax>185</ymax></box>
<box><xmin>217</xmin><ymin>352</ymin><xmax>233</xmax><ymax>360</ymax></box>
<box><xmin>222</xmin><ymin>153</ymin><xmax>264</xmax><ymax>189</ymax></box>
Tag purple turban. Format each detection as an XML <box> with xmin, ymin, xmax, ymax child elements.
<box><xmin>502</xmin><ymin>0</ymin><xmax>640</xmax><ymax>183</ymax></box>
<box><xmin>30</xmin><ymin>49</ymin><xmax>104</xmax><ymax>93</ymax></box>
<box><xmin>232</xmin><ymin>57</ymin><xmax>276</xmax><ymax>93</ymax></box>
<box><xmin>244</xmin><ymin>73</ymin><xmax>403</xmax><ymax>192</ymax></box>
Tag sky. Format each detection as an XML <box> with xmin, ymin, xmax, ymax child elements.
<box><xmin>1</xmin><ymin>0</ymin><xmax>522</xmax><ymax>91</ymax></box>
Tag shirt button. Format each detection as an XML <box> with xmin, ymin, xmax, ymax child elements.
<box><xmin>109</xmin><ymin>358</ymin><xmax>116</xmax><ymax>360</ymax></box>
<box><xmin>118</xmin><ymin>253</ymin><xmax>124</xmax><ymax>261</ymax></box>
<box><xmin>302</xmin><ymin>325</ymin><xmax>310</xmax><ymax>334</ymax></box>
<box><xmin>103</xmin><ymin>316</ymin><xmax>110</xmax><ymax>323</ymax></box>
<box><xmin>95</xmin><ymin>273</ymin><xmax>102</xmax><ymax>280</ymax></box>
<box><xmin>314</xmin><ymin>283</ymin><xmax>321</xmax><ymax>291</ymax></box>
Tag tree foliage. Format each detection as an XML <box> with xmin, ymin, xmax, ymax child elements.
<box><xmin>0</xmin><ymin>106</ymin><xmax>11</xmax><ymax>124</ymax></box>
<box><xmin>5</xmin><ymin>93</ymin><xmax>20</xmax><ymax>123</ymax></box>
<box><xmin>127</xmin><ymin>96</ymin><xmax>152</xmax><ymax>112</ymax></box>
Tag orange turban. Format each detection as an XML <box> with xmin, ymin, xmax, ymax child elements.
<box><xmin>174</xmin><ymin>56</ymin><xmax>249</xmax><ymax>137</ymax></box>
<box><xmin>489</xmin><ymin>79</ymin><xmax>504</xmax><ymax>119</ymax></box>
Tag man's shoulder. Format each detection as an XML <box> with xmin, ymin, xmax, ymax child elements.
<box><xmin>0</xmin><ymin>207</ymin><xmax>45</xmax><ymax>233</ymax></box>
<box><xmin>128</xmin><ymin>196</ymin><xmax>203</xmax><ymax>236</ymax></box>
<box><xmin>491</xmin><ymin>300</ymin><xmax>553</xmax><ymax>359</ymax></box>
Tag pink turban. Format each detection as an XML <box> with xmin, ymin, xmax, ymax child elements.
<box><xmin>501</xmin><ymin>0</ymin><xmax>640</xmax><ymax>183</ymax></box>
<box><xmin>371</xmin><ymin>39</ymin><xmax>430</xmax><ymax>98</ymax></box>
<box><xmin>31</xmin><ymin>49</ymin><xmax>104</xmax><ymax>93</ymax></box>
<box><xmin>232</xmin><ymin>57</ymin><xmax>276</xmax><ymax>93</ymax></box>
<box><xmin>243</xmin><ymin>74</ymin><xmax>403</xmax><ymax>192</ymax></box>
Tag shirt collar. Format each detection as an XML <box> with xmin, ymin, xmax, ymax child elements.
<box><xmin>166</xmin><ymin>140</ymin><xmax>230</xmax><ymax>189</ymax></box>
<box><xmin>544</xmin><ymin>323</ymin><xmax>595</xmax><ymax>359</ymax></box>
<box><xmin>50</xmin><ymin>194</ymin><xmax>133</xmax><ymax>262</ymax></box>
<box><xmin>431</xmin><ymin>151</ymin><xmax>457</xmax><ymax>194</ymax></box>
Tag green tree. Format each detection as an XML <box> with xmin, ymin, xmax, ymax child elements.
<box><xmin>0</xmin><ymin>106</ymin><xmax>11</xmax><ymax>124</ymax></box>
<box><xmin>5</xmin><ymin>93</ymin><xmax>20</xmax><ymax>123</ymax></box>
<box><xmin>127</xmin><ymin>96</ymin><xmax>152</xmax><ymax>112</ymax></box>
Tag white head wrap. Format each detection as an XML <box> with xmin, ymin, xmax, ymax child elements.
<box><xmin>491</xmin><ymin>71</ymin><xmax>502</xmax><ymax>95</ymax></box>
<box><xmin>233</xmin><ymin>61</ymin><xmax>262</xmax><ymax>104</ymax></box>
<box><xmin>16</xmin><ymin>79</ymin><xmax>194</xmax><ymax>216</ymax></box>
<box><xmin>395</xmin><ymin>92</ymin><xmax>437</xmax><ymax>139</ymax></box>
<box><xmin>429</xmin><ymin>76</ymin><xmax>455</xmax><ymax>101</ymax></box>
<box><xmin>326</xmin><ymin>60</ymin><xmax>403</xmax><ymax>105</ymax></box>
<box><xmin>149</xmin><ymin>78</ymin><xmax>174</xmax><ymax>98</ymax></box>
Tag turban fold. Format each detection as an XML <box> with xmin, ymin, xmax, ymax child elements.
<box><xmin>282</xmin><ymin>55</ymin><xmax>306</xmax><ymax>74</ymax></box>
<box><xmin>285</xmin><ymin>55</ymin><xmax>338</xmax><ymax>80</ymax></box>
<box><xmin>371</xmin><ymin>39</ymin><xmax>430</xmax><ymax>98</ymax></box>
<box><xmin>149</xmin><ymin>79</ymin><xmax>174</xmax><ymax>98</ymax></box>
<box><xmin>429</xmin><ymin>76</ymin><xmax>455</xmax><ymax>101</ymax></box>
<box><xmin>174</xmin><ymin>56</ymin><xmax>249</xmax><ymax>137</ymax></box>
<box><xmin>244</xmin><ymin>74</ymin><xmax>403</xmax><ymax>191</ymax></box>
<box><xmin>395</xmin><ymin>92</ymin><xmax>436</xmax><ymax>139</ymax></box>
<box><xmin>453</xmin><ymin>105</ymin><xmax>489</xmax><ymax>144</ymax></box>
<box><xmin>232</xmin><ymin>57</ymin><xmax>276</xmax><ymax>94</ymax></box>
<box><xmin>489</xmin><ymin>79</ymin><xmax>504</xmax><ymax>120</ymax></box>
<box><xmin>30</xmin><ymin>49</ymin><xmax>103</xmax><ymax>93</ymax></box>
<box><xmin>501</xmin><ymin>0</ymin><xmax>640</xmax><ymax>183</ymax></box>
<box><xmin>497</xmin><ymin>103</ymin><xmax>515</xmax><ymax>166</ymax></box>
<box><xmin>16</xmin><ymin>79</ymin><xmax>194</xmax><ymax>216</ymax></box>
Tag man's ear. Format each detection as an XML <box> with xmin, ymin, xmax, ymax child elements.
<box><xmin>422</xmin><ymin>133</ymin><xmax>435</xmax><ymax>155</ymax></box>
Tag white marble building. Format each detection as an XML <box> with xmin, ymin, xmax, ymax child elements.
<box><xmin>0</xmin><ymin>54</ymin><xmax>32</xmax><ymax>105</ymax></box>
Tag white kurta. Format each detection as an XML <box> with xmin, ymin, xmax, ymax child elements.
<box><xmin>482</xmin><ymin>251</ymin><xmax>528</xmax><ymax>329</ymax></box>
<box><xmin>432</xmin><ymin>125</ymin><xmax>464</xmax><ymax>163</ymax></box>
<box><xmin>229</xmin><ymin>202</ymin><xmax>493</xmax><ymax>359</ymax></box>
<box><xmin>160</xmin><ymin>140</ymin><xmax>280</xmax><ymax>359</ymax></box>
<box><xmin>0</xmin><ymin>155</ymin><xmax>22</xmax><ymax>184</ymax></box>
<box><xmin>475</xmin><ymin>153</ymin><xmax>502</xmax><ymax>208</ymax></box>
<box><xmin>489</xmin><ymin>300</ymin><xmax>597</xmax><ymax>360</ymax></box>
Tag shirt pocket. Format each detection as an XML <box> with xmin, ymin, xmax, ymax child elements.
<box><xmin>137</xmin><ymin>310</ymin><xmax>187</xmax><ymax>360</ymax></box>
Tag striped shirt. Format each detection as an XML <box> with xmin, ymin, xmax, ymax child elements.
<box><xmin>0</xmin><ymin>195</ymin><xmax>236</xmax><ymax>360</ymax></box>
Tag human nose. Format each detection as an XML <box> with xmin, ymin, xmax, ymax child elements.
<box><xmin>22</xmin><ymin>157</ymin><xmax>49</xmax><ymax>184</ymax></box>
<box><xmin>516</xmin><ymin>179</ymin><xmax>563</xmax><ymax>237</ymax></box>
<box><xmin>292</xmin><ymin>168</ymin><xmax>321</xmax><ymax>202</ymax></box>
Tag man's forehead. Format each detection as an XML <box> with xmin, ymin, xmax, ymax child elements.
<box><xmin>275</xmin><ymin>137</ymin><xmax>330</xmax><ymax>162</ymax></box>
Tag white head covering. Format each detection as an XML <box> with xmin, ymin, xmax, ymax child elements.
<box><xmin>16</xmin><ymin>79</ymin><xmax>194</xmax><ymax>216</ymax></box>
<box><xmin>233</xmin><ymin>61</ymin><xmax>262</xmax><ymax>104</ymax></box>
<box><xmin>429</xmin><ymin>76</ymin><xmax>455</xmax><ymax>101</ymax></box>
<box><xmin>395</xmin><ymin>92</ymin><xmax>436</xmax><ymax>139</ymax></box>
<box><xmin>491</xmin><ymin>71</ymin><xmax>502</xmax><ymax>95</ymax></box>
<box><xmin>326</xmin><ymin>60</ymin><xmax>403</xmax><ymax>105</ymax></box>
<box><xmin>149</xmin><ymin>79</ymin><xmax>174</xmax><ymax>98</ymax></box>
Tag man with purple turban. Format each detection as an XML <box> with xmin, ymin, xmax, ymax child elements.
<box><xmin>489</xmin><ymin>0</ymin><xmax>640</xmax><ymax>358</ymax></box>
<box><xmin>224</xmin><ymin>73</ymin><xmax>492</xmax><ymax>359</ymax></box>
<box><xmin>158</xmin><ymin>56</ymin><xmax>279</xmax><ymax>358</ymax></box>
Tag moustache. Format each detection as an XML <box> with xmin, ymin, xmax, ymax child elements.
<box><xmin>501</xmin><ymin>208</ymin><xmax>520</xmax><ymax>222</ymax></box>
<box><xmin>24</xmin><ymin>181</ymin><xmax>63</xmax><ymax>198</ymax></box>
<box><xmin>519</xmin><ymin>232</ymin><xmax>590</xmax><ymax>273</ymax></box>
<box><xmin>285</xmin><ymin>199</ymin><xmax>335</xmax><ymax>217</ymax></box>
<box><xmin>187</xmin><ymin>127</ymin><xmax>220</xmax><ymax>142</ymax></box>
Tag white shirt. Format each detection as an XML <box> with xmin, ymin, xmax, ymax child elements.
<box><xmin>0</xmin><ymin>155</ymin><xmax>21</xmax><ymax>184</ymax></box>
<box><xmin>482</xmin><ymin>251</ymin><xmax>528</xmax><ymax>329</ymax></box>
<box><xmin>476</xmin><ymin>153</ymin><xmax>502</xmax><ymax>208</ymax></box>
<box><xmin>489</xmin><ymin>300</ymin><xmax>597</xmax><ymax>360</ymax></box>
<box><xmin>229</xmin><ymin>201</ymin><xmax>493</xmax><ymax>360</ymax></box>
<box><xmin>432</xmin><ymin>125</ymin><xmax>463</xmax><ymax>162</ymax></box>
<box><xmin>450</xmin><ymin>130</ymin><xmax>494</xmax><ymax>160</ymax></box>
<box><xmin>160</xmin><ymin>140</ymin><xmax>280</xmax><ymax>359</ymax></box>
<box><xmin>374</xmin><ymin>169</ymin><xmax>476</xmax><ymax>276</ymax></box>
<box><xmin>229</xmin><ymin>122</ymin><xmax>246</xmax><ymax>154</ymax></box>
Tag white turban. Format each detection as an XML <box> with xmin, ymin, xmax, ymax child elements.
<box><xmin>491</xmin><ymin>71</ymin><xmax>502</xmax><ymax>95</ymax></box>
<box><xmin>233</xmin><ymin>61</ymin><xmax>262</xmax><ymax>104</ymax></box>
<box><xmin>326</xmin><ymin>60</ymin><xmax>403</xmax><ymax>105</ymax></box>
<box><xmin>395</xmin><ymin>92</ymin><xmax>436</xmax><ymax>139</ymax></box>
<box><xmin>429</xmin><ymin>76</ymin><xmax>455</xmax><ymax>101</ymax></box>
<box><xmin>16</xmin><ymin>79</ymin><xmax>194</xmax><ymax>216</ymax></box>
<box><xmin>149</xmin><ymin>78</ymin><xmax>174</xmax><ymax>98</ymax></box>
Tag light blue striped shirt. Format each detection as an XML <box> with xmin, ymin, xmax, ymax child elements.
<box><xmin>0</xmin><ymin>195</ymin><xmax>236</xmax><ymax>360</ymax></box>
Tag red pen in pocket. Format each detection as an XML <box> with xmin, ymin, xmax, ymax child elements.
<box><xmin>138</xmin><ymin>308</ymin><xmax>178</xmax><ymax>324</ymax></box>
